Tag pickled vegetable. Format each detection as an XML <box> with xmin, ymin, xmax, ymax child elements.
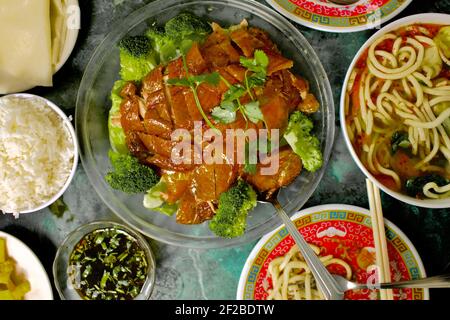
<box><xmin>0</xmin><ymin>237</ymin><xmax>31</xmax><ymax>300</ymax></box>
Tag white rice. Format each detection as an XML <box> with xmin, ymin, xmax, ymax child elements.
<box><xmin>0</xmin><ymin>96</ymin><xmax>74</xmax><ymax>214</ymax></box>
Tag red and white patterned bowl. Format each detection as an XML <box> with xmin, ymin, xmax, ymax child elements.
<box><xmin>237</xmin><ymin>204</ymin><xmax>429</xmax><ymax>300</ymax></box>
<box><xmin>266</xmin><ymin>0</ymin><xmax>413</xmax><ymax>33</ymax></box>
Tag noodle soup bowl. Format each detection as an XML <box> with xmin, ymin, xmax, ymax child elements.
<box><xmin>341</xmin><ymin>13</ymin><xmax>450</xmax><ymax>209</ymax></box>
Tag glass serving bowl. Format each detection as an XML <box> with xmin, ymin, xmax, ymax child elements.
<box><xmin>53</xmin><ymin>221</ymin><xmax>156</xmax><ymax>300</ymax></box>
<box><xmin>76</xmin><ymin>0</ymin><xmax>335</xmax><ymax>248</ymax></box>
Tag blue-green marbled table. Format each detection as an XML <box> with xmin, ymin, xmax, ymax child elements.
<box><xmin>1</xmin><ymin>0</ymin><xmax>450</xmax><ymax>300</ymax></box>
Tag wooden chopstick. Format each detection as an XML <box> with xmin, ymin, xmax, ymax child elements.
<box><xmin>366</xmin><ymin>179</ymin><xmax>394</xmax><ymax>300</ymax></box>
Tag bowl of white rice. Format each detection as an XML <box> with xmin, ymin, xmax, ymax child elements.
<box><xmin>0</xmin><ymin>94</ymin><xmax>78</xmax><ymax>215</ymax></box>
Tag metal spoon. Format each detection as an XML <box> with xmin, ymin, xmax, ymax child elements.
<box><xmin>260</xmin><ymin>190</ymin><xmax>345</xmax><ymax>300</ymax></box>
<box><xmin>333</xmin><ymin>273</ymin><xmax>450</xmax><ymax>291</ymax></box>
<box><xmin>328</xmin><ymin>0</ymin><xmax>359</xmax><ymax>5</ymax></box>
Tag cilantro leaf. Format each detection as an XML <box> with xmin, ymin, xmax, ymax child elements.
<box><xmin>254</xmin><ymin>49</ymin><xmax>269</xmax><ymax>68</ymax></box>
<box><xmin>212</xmin><ymin>101</ymin><xmax>237</xmax><ymax>124</ymax></box>
<box><xmin>166</xmin><ymin>78</ymin><xmax>191</xmax><ymax>87</ymax></box>
<box><xmin>240</xmin><ymin>49</ymin><xmax>269</xmax><ymax>76</ymax></box>
<box><xmin>223</xmin><ymin>85</ymin><xmax>246</xmax><ymax>103</ymax></box>
<box><xmin>190</xmin><ymin>72</ymin><xmax>221</xmax><ymax>86</ymax></box>
<box><xmin>247</xmin><ymin>74</ymin><xmax>266</xmax><ymax>88</ymax></box>
<box><xmin>243</xmin><ymin>101</ymin><xmax>264</xmax><ymax>124</ymax></box>
<box><xmin>167</xmin><ymin>72</ymin><xmax>221</xmax><ymax>88</ymax></box>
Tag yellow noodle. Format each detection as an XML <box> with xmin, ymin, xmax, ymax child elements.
<box><xmin>405</xmin><ymin>108</ymin><xmax>450</xmax><ymax>128</ymax></box>
<box><xmin>423</xmin><ymin>182</ymin><xmax>450</xmax><ymax>199</ymax></box>
<box><xmin>423</xmin><ymin>86</ymin><xmax>450</xmax><ymax>95</ymax></box>
<box><xmin>266</xmin><ymin>246</ymin><xmax>351</xmax><ymax>301</ymax></box>
<box><xmin>413</xmin><ymin>72</ymin><xmax>433</xmax><ymax>87</ymax></box>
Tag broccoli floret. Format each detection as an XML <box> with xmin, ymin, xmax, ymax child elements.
<box><xmin>283</xmin><ymin>111</ymin><xmax>323</xmax><ymax>172</ymax></box>
<box><xmin>146</xmin><ymin>26</ymin><xmax>166</xmax><ymax>51</ymax></box>
<box><xmin>118</xmin><ymin>35</ymin><xmax>157</xmax><ymax>81</ymax></box>
<box><xmin>209</xmin><ymin>180</ymin><xmax>257</xmax><ymax>238</ymax></box>
<box><xmin>406</xmin><ymin>175</ymin><xmax>449</xmax><ymax>198</ymax></box>
<box><xmin>146</xmin><ymin>26</ymin><xmax>178</xmax><ymax>64</ymax></box>
<box><xmin>119</xmin><ymin>35</ymin><xmax>153</xmax><ymax>57</ymax></box>
<box><xmin>144</xmin><ymin>13</ymin><xmax>212</xmax><ymax>63</ymax></box>
<box><xmin>165</xmin><ymin>12</ymin><xmax>211</xmax><ymax>54</ymax></box>
<box><xmin>165</xmin><ymin>12</ymin><xmax>211</xmax><ymax>42</ymax></box>
<box><xmin>105</xmin><ymin>151</ymin><xmax>159</xmax><ymax>194</ymax></box>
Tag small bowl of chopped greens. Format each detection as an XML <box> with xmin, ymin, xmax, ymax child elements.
<box><xmin>53</xmin><ymin>221</ymin><xmax>155</xmax><ymax>300</ymax></box>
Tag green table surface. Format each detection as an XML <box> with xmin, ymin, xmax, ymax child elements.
<box><xmin>1</xmin><ymin>0</ymin><xmax>450</xmax><ymax>300</ymax></box>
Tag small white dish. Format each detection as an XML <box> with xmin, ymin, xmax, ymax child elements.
<box><xmin>0</xmin><ymin>93</ymin><xmax>79</xmax><ymax>214</ymax></box>
<box><xmin>340</xmin><ymin>13</ymin><xmax>450</xmax><ymax>209</ymax></box>
<box><xmin>0</xmin><ymin>231</ymin><xmax>53</xmax><ymax>300</ymax></box>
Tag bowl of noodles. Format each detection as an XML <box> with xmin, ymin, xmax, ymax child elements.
<box><xmin>341</xmin><ymin>13</ymin><xmax>450</xmax><ymax>208</ymax></box>
<box><xmin>237</xmin><ymin>204</ymin><xmax>428</xmax><ymax>300</ymax></box>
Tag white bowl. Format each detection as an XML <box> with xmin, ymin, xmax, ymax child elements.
<box><xmin>0</xmin><ymin>94</ymin><xmax>79</xmax><ymax>214</ymax></box>
<box><xmin>0</xmin><ymin>231</ymin><xmax>53</xmax><ymax>300</ymax></box>
<box><xmin>340</xmin><ymin>13</ymin><xmax>450</xmax><ymax>209</ymax></box>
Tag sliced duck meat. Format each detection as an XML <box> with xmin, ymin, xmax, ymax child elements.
<box><xmin>183</xmin><ymin>89</ymin><xmax>204</xmax><ymax>122</ymax></box>
<box><xmin>120</xmin><ymin>97</ymin><xmax>145</xmax><ymax>133</ymax></box>
<box><xmin>154</xmin><ymin>102</ymin><xmax>173</xmax><ymax>123</ymax></box>
<box><xmin>265</xmin><ymin>50</ymin><xmax>294</xmax><ymax>75</ymax></box>
<box><xmin>204</xmin><ymin>23</ymin><xmax>229</xmax><ymax>48</ymax></box>
<box><xmin>177</xmin><ymin>191</ymin><xmax>214</xmax><ymax>225</ymax></box>
<box><xmin>141</xmin><ymin>66</ymin><xmax>164</xmax><ymax>98</ymax></box>
<box><xmin>167</xmin><ymin>58</ymin><xmax>186</xmax><ymax>94</ymax></box>
<box><xmin>298</xmin><ymin>93</ymin><xmax>320</xmax><ymax>114</ymax></box>
<box><xmin>137</xmin><ymin>132</ymin><xmax>174</xmax><ymax>158</ymax></box>
<box><xmin>191</xmin><ymin>163</ymin><xmax>216</xmax><ymax>202</ymax></box>
<box><xmin>126</xmin><ymin>131</ymin><xmax>149</xmax><ymax>160</ymax></box>
<box><xmin>186</xmin><ymin>43</ymin><xmax>208</xmax><ymax>75</ymax></box>
<box><xmin>288</xmin><ymin>71</ymin><xmax>309</xmax><ymax>100</ymax></box>
<box><xmin>120</xmin><ymin>82</ymin><xmax>137</xmax><ymax>98</ymax></box>
<box><xmin>168</xmin><ymin>88</ymin><xmax>194</xmax><ymax>129</ymax></box>
<box><xmin>279</xmin><ymin>70</ymin><xmax>302</xmax><ymax>111</ymax></box>
<box><xmin>166</xmin><ymin>59</ymin><xmax>194</xmax><ymax>129</ymax></box>
<box><xmin>160</xmin><ymin>171</ymin><xmax>193</xmax><ymax>204</ymax></box>
<box><xmin>141</xmin><ymin>66</ymin><xmax>173</xmax><ymax>123</ymax></box>
<box><xmin>214</xmin><ymin>67</ymin><xmax>241</xmax><ymax>92</ymax></box>
<box><xmin>202</xmin><ymin>28</ymin><xmax>241</xmax><ymax>68</ymax></box>
<box><xmin>224</xmin><ymin>64</ymin><xmax>246</xmax><ymax>83</ymax></box>
<box><xmin>260</xmin><ymin>94</ymin><xmax>290</xmax><ymax>131</ymax></box>
<box><xmin>194</xmin><ymin>201</ymin><xmax>215</xmax><ymax>223</ymax></box>
<box><xmin>144</xmin><ymin>90</ymin><xmax>166</xmax><ymax>109</ymax></box>
<box><xmin>248</xmin><ymin>27</ymin><xmax>279</xmax><ymax>53</ymax></box>
<box><xmin>145</xmin><ymin>154</ymin><xmax>195</xmax><ymax>172</ymax></box>
<box><xmin>214</xmin><ymin>153</ymin><xmax>238</xmax><ymax>197</ymax></box>
<box><xmin>245</xmin><ymin>148</ymin><xmax>302</xmax><ymax>195</ymax></box>
<box><xmin>203</xmin><ymin>44</ymin><xmax>238</xmax><ymax>68</ymax></box>
<box><xmin>263</xmin><ymin>70</ymin><xmax>302</xmax><ymax>113</ymax></box>
<box><xmin>230</xmin><ymin>27</ymin><xmax>265</xmax><ymax>57</ymax></box>
<box><xmin>142</xmin><ymin>117</ymin><xmax>172</xmax><ymax>140</ymax></box>
<box><xmin>196</xmin><ymin>83</ymin><xmax>222</xmax><ymax>113</ymax></box>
